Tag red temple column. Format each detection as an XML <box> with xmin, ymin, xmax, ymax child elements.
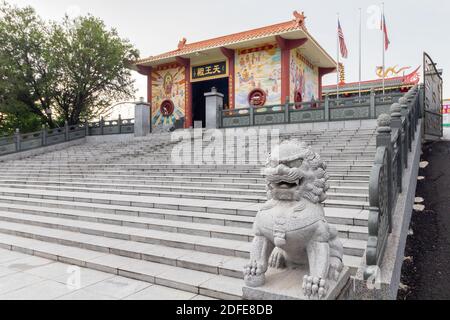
<box><xmin>220</xmin><ymin>47</ymin><xmax>235</xmax><ymax>110</ymax></box>
<box><xmin>318</xmin><ymin>67</ymin><xmax>336</xmax><ymax>99</ymax></box>
<box><xmin>176</xmin><ymin>57</ymin><xmax>192</xmax><ymax>128</ymax></box>
<box><xmin>276</xmin><ymin>36</ymin><xmax>308</xmax><ymax>104</ymax></box>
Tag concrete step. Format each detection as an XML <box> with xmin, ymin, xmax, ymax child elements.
<box><xmin>0</xmin><ymin>166</ymin><xmax>373</xmax><ymax>174</ymax></box>
<box><xmin>0</xmin><ymin>182</ymin><xmax>370</xmax><ymax>204</ymax></box>
<box><xmin>0</xmin><ymin>195</ymin><xmax>369</xmax><ymax>228</ymax></box>
<box><xmin>0</xmin><ymin>173</ymin><xmax>371</xmax><ymax>185</ymax></box>
<box><xmin>0</xmin><ymin>221</ymin><xmax>363</xmax><ymax>276</ymax></box>
<box><xmin>0</xmin><ymin>179</ymin><xmax>369</xmax><ymax>195</ymax></box>
<box><xmin>0</xmin><ymin>233</ymin><xmax>243</xmax><ymax>299</ymax></box>
<box><xmin>0</xmin><ymin>187</ymin><xmax>370</xmax><ymax>212</ymax></box>
<box><xmin>0</xmin><ymin>202</ymin><xmax>368</xmax><ymax>241</ymax></box>
<box><xmin>0</xmin><ymin>215</ymin><xmax>367</xmax><ymax>260</ymax></box>
<box><xmin>8</xmin><ymin>159</ymin><xmax>377</xmax><ymax>166</ymax></box>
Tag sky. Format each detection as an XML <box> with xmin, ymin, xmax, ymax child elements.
<box><xmin>5</xmin><ymin>0</ymin><xmax>450</xmax><ymax>117</ymax></box>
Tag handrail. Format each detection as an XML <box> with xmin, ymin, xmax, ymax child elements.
<box><xmin>0</xmin><ymin>116</ymin><xmax>136</xmax><ymax>157</ymax></box>
<box><xmin>220</xmin><ymin>91</ymin><xmax>405</xmax><ymax>128</ymax></box>
<box><xmin>364</xmin><ymin>84</ymin><xmax>421</xmax><ymax>280</ymax></box>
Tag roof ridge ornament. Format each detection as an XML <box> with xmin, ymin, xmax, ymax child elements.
<box><xmin>293</xmin><ymin>10</ymin><xmax>307</xmax><ymax>29</ymax></box>
<box><xmin>177</xmin><ymin>38</ymin><xmax>187</xmax><ymax>50</ymax></box>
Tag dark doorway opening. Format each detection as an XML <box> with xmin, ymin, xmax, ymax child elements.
<box><xmin>192</xmin><ymin>77</ymin><xmax>229</xmax><ymax>128</ymax></box>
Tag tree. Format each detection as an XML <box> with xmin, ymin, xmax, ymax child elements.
<box><xmin>0</xmin><ymin>1</ymin><xmax>139</xmax><ymax>133</ymax></box>
<box><xmin>48</xmin><ymin>16</ymin><xmax>139</xmax><ymax>124</ymax></box>
<box><xmin>0</xmin><ymin>2</ymin><xmax>55</xmax><ymax>129</ymax></box>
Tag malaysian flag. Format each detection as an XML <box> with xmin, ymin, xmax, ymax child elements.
<box><xmin>338</xmin><ymin>19</ymin><xmax>348</xmax><ymax>59</ymax></box>
<box><xmin>381</xmin><ymin>14</ymin><xmax>390</xmax><ymax>50</ymax></box>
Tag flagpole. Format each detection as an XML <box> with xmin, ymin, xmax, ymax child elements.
<box><xmin>337</xmin><ymin>13</ymin><xmax>340</xmax><ymax>100</ymax></box>
<box><xmin>382</xmin><ymin>3</ymin><xmax>386</xmax><ymax>95</ymax></box>
<box><xmin>359</xmin><ymin>8</ymin><xmax>362</xmax><ymax>99</ymax></box>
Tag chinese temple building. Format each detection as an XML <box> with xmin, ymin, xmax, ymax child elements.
<box><xmin>134</xmin><ymin>11</ymin><xmax>336</xmax><ymax>128</ymax></box>
<box><xmin>322</xmin><ymin>66</ymin><xmax>421</xmax><ymax>99</ymax></box>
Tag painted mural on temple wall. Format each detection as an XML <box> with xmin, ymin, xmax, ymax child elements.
<box><xmin>290</xmin><ymin>48</ymin><xmax>319</xmax><ymax>103</ymax></box>
<box><xmin>151</xmin><ymin>64</ymin><xmax>186</xmax><ymax>126</ymax></box>
<box><xmin>234</xmin><ymin>44</ymin><xmax>281</xmax><ymax>109</ymax></box>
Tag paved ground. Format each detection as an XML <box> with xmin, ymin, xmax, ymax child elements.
<box><xmin>399</xmin><ymin>141</ymin><xmax>450</xmax><ymax>300</ymax></box>
<box><xmin>0</xmin><ymin>248</ymin><xmax>212</xmax><ymax>300</ymax></box>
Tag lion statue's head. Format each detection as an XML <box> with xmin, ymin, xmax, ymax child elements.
<box><xmin>264</xmin><ymin>140</ymin><xmax>329</xmax><ymax>203</ymax></box>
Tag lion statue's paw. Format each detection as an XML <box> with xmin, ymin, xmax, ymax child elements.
<box><xmin>302</xmin><ymin>276</ymin><xmax>328</xmax><ymax>300</ymax></box>
<box><xmin>268</xmin><ymin>248</ymin><xmax>286</xmax><ymax>269</ymax></box>
<box><xmin>244</xmin><ymin>260</ymin><xmax>266</xmax><ymax>287</ymax></box>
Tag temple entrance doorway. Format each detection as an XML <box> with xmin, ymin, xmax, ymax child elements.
<box><xmin>192</xmin><ymin>78</ymin><xmax>229</xmax><ymax>128</ymax></box>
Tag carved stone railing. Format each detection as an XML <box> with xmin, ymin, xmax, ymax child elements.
<box><xmin>220</xmin><ymin>92</ymin><xmax>404</xmax><ymax>128</ymax></box>
<box><xmin>0</xmin><ymin>117</ymin><xmax>134</xmax><ymax>157</ymax></box>
<box><xmin>364</xmin><ymin>84</ymin><xmax>421</xmax><ymax>280</ymax></box>
<box><xmin>87</xmin><ymin>116</ymin><xmax>134</xmax><ymax>136</ymax></box>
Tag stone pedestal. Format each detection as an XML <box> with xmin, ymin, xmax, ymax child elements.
<box><xmin>204</xmin><ymin>87</ymin><xmax>224</xmax><ymax>129</ymax></box>
<box><xmin>134</xmin><ymin>101</ymin><xmax>151</xmax><ymax>137</ymax></box>
<box><xmin>243</xmin><ymin>267</ymin><xmax>351</xmax><ymax>300</ymax></box>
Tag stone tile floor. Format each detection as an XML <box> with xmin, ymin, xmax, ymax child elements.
<box><xmin>0</xmin><ymin>248</ymin><xmax>214</xmax><ymax>300</ymax></box>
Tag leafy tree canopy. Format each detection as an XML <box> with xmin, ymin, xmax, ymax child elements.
<box><xmin>0</xmin><ymin>1</ymin><xmax>139</xmax><ymax>134</ymax></box>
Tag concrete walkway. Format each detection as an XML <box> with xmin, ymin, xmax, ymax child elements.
<box><xmin>0</xmin><ymin>248</ymin><xmax>212</xmax><ymax>300</ymax></box>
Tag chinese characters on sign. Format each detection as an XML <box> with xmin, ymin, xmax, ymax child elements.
<box><xmin>192</xmin><ymin>61</ymin><xmax>227</xmax><ymax>82</ymax></box>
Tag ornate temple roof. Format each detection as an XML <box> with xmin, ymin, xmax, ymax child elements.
<box><xmin>134</xmin><ymin>12</ymin><xmax>336</xmax><ymax>70</ymax></box>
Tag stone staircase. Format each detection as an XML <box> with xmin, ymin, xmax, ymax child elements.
<box><xmin>0</xmin><ymin>125</ymin><xmax>377</xmax><ymax>299</ymax></box>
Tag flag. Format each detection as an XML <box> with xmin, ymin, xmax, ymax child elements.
<box><xmin>381</xmin><ymin>14</ymin><xmax>390</xmax><ymax>50</ymax></box>
<box><xmin>338</xmin><ymin>20</ymin><xmax>348</xmax><ymax>59</ymax></box>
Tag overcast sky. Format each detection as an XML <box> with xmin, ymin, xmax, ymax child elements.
<box><xmin>7</xmin><ymin>0</ymin><xmax>450</xmax><ymax>103</ymax></box>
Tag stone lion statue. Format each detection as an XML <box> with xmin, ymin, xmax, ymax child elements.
<box><xmin>244</xmin><ymin>140</ymin><xmax>344</xmax><ymax>300</ymax></box>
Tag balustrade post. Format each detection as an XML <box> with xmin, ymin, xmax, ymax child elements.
<box><xmin>100</xmin><ymin>117</ymin><xmax>104</xmax><ymax>136</ymax></box>
<box><xmin>14</xmin><ymin>128</ymin><xmax>21</xmax><ymax>152</ymax></box>
<box><xmin>284</xmin><ymin>96</ymin><xmax>290</xmax><ymax>124</ymax></box>
<box><xmin>418</xmin><ymin>85</ymin><xmax>424</xmax><ymax>120</ymax></box>
<box><xmin>249</xmin><ymin>106</ymin><xmax>254</xmax><ymax>127</ymax></box>
<box><xmin>376</xmin><ymin>114</ymin><xmax>393</xmax><ymax>233</ymax></box>
<box><xmin>64</xmin><ymin>121</ymin><xmax>69</xmax><ymax>141</ymax></box>
<box><xmin>324</xmin><ymin>94</ymin><xmax>330</xmax><ymax>121</ymax></box>
<box><xmin>370</xmin><ymin>89</ymin><xmax>376</xmax><ymax>118</ymax></box>
<box><xmin>391</xmin><ymin>103</ymin><xmax>403</xmax><ymax>193</ymax></box>
<box><xmin>217</xmin><ymin>104</ymin><xmax>222</xmax><ymax>129</ymax></box>
<box><xmin>399</xmin><ymin>97</ymin><xmax>412</xmax><ymax>154</ymax></box>
<box><xmin>118</xmin><ymin>114</ymin><xmax>122</xmax><ymax>134</ymax></box>
<box><xmin>41</xmin><ymin>124</ymin><xmax>47</xmax><ymax>146</ymax></box>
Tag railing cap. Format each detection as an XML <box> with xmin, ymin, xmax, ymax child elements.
<box><xmin>398</xmin><ymin>97</ymin><xmax>408</xmax><ymax>106</ymax></box>
<box><xmin>377</xmin><ymin>114</ymin><xmax>392</xmax><ymax>133</ymax></box>
<box><xmin>390</xmin><ymin>103</ymin><xmax>402</xmax><ymax>118</ymax></box>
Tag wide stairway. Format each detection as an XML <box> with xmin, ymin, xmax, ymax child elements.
<box><xmin>0</xmin><ymin>125</ymin><xmax>376</xmax><ymax>299</ymax></box>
